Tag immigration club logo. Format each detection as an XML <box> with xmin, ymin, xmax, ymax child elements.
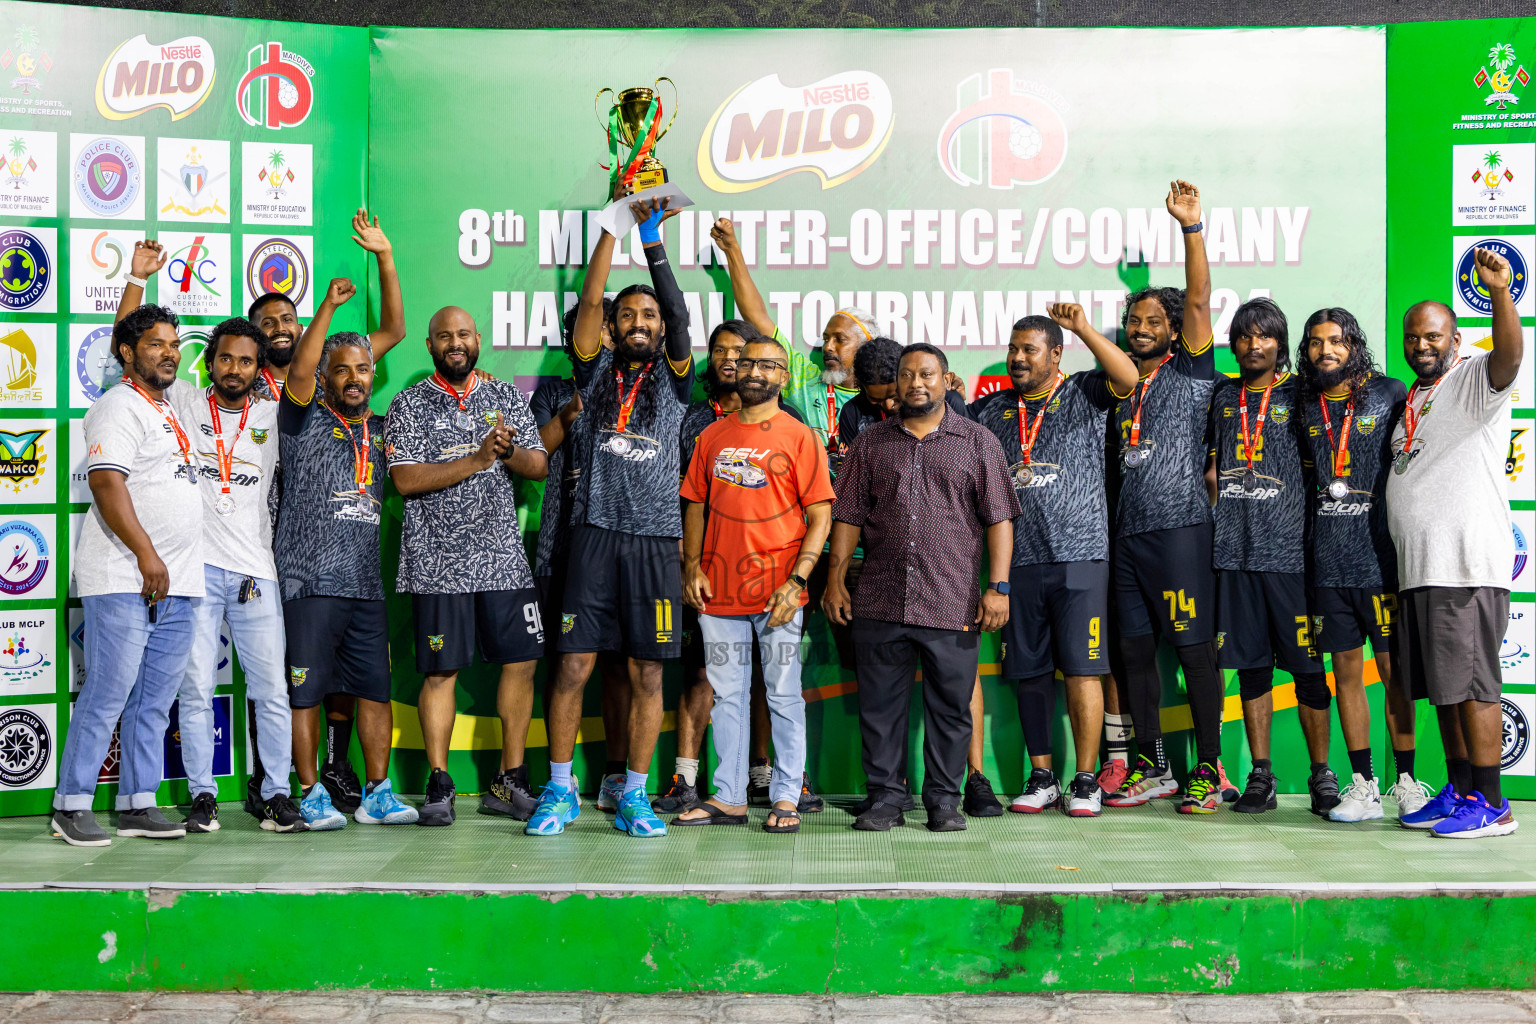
<box><xmin>0</xmin><ymin>228</ymin><xmax>50</xmax><ymax>311</ymax></box>
<box><xmin>156</xmin><ymin>137</ymin><xmax>228</xmax><ymax>222</ymax></box>
<box><xmin>0</xmin><ymin>706</ymin><xmax>50</xmax><ymax>788</ymax></box>
<box><xmin>698</xmin><ymin>71</ymin><xmax>893</xmax><ymax>193</ymax></box>
<box><xmin>1</xmin><ymin>27</ymin><xmax>52</xmax><ymax>96</ymax></box>
<box><xmin>0</xmin><ymin>519</ymin><xmax>48</xmax><ymax>595</ymax></box>
<box><xmin>1453</xmin><ymin>236</ymin><xmax>1533</xmax><ymax>318</ymax></box>
<box><xmin>73</xmin><ymin>324</ymin><xmax>121</xmax><ymax>404</ymax></box>
<box><xmin>236</xmin><ymin>42</ymin><xmax>314</xmax><ymax>130</ymax></box>
<box><xmin>1477</xmin><ymin>43</ymin><xmax>1529</xmax><ymax>111</ymax></box>
<box><xmin>1502</xmin><ymin>698</ymin><xmax>1530</xmax><ymax>772</ymax></box>
<box><xmin>71</xmin><ymin>135</ymin><xmax>143</xmax><ymax>218</ymax></box>
<box><xmin>244</xmin><ymin>236</ymin><xmax>310</xmax><ymax>314</ymax></box>
<box><xmin>95</xmin><ymin>35</ymin><xmax>215</xmax><ymax>121</ymax></box>
<box><xmin>0</xmin><ymin>423</ymin><xmax>47</xmax><ymax>496</ymax></box>
<box><xmin>938</xmin><ymin>69</ymin><xmax>1068</xmax><ymax>189</ymax></box>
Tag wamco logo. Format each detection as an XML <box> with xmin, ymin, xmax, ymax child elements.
<box><xmin>697</xmin><ymin>71</ymin><xmax>893</xmax><ymax>193</ymax></box>
<box><xmin>937</xmin><ymin>69</ymin><xmax>1068</xmax><ymax>189</ymax></box>
<box><xmin>95</xmin><ymin>34</ymin><xmax>215</xmax><ymax>121</ymax></box>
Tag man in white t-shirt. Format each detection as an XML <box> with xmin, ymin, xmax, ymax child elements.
<box><xmin>1386</xmin><ymin>246</ymin><xmax>1524</xmax><ymax>839</ymax></box>
<box><xmin>50</xmin><ymin>305</ymin><xmax>205</xmax><ymax>847</ymax></box>
<box><xmin>167</xmin><ymin>317</ymin><xmax>308</xmax><ymax>836</ymax></box>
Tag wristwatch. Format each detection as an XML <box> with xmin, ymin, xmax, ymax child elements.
<box><xmin>989</xmin><ymin>580</ymin><xmax>1010</xmax><ymax>595</ymax></box>
<box><xmin>1181</xmin><ymin>221</ymin><xmax>1204</xmax><ymax>234</ymax></box>
<box><xmin>788</xmin><ymin>573</ymin><xmax>809</xmax><ymax>590</ymax></box>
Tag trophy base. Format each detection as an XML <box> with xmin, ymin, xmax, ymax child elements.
<box><xmin>630</xmin><ymin>161</ymin><xmax>668</xmax><ymax>194</ymax></box>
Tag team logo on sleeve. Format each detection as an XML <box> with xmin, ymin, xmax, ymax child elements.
<box><xmin>288</xmin><ymin>666</ymin><xmax>307</xmax><ymax>687</ymax></box>
<box><xmin>561</xmin><ymin>613</ymin><xmax>576</xmax><ymax>635</ymax></box>
<box><xmin>1356</xmin><ymin>415</ymin><xmax>1378</xmax><ymax>435</ymax></box>
<box><xmin>427</xmin><ymin>634</ymin><xmax>444</xmax><ymax>652</ymax></box>
<box><xmin>250</xmin><ymin>428</ymin><xmax>268</xmax><ymax>445</ymax></box>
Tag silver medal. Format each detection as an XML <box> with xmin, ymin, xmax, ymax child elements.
<box><xmin>1013</xmin><ymin>464</ymin><xmax>1034</xmax><ymax>488</ymax></box>
<box><xmin>215</xmin><ymin>494</ymin><xmax>236</xmax><ymax>516</ymax></box>
<box><xmin>1242</xmin><ymin>469</ymin><xmax>1258</xmax><ymax>491</ymax></box>
<box><xmin>454</xmin><ymin>411</ymin><xmax>475</xmax><ymax>431</ymax></box>
<box><xmin>605</xmin><ymin>434</ymin><xmax>633</xmax><ymax>456</ymax></box>
<box><xmin>1326</xmin><ymin>478</ymin><xmax>1349</xmax><ymax>500</ymax></box>
<box><xmin>1123</xmin><ymin>447</ymin><xmax>1144</xmax><ymax>469</ymax></box>
<box><xmin>1393</xmin><ymin>451</ymin><xmax>1412</xmax><ymax>475</ymax></box>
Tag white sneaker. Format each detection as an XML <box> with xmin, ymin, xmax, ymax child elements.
<box><xmin>1009</xmin><ymin>768</ymin><xmax>1060</xmax><ymax>813</ymax></box>
<box><xmin>1066</xmin><ymin>772</ymin><xmax>1103</xmax><ymax>817</ymax></box>
<box><xmin>596</xmin><ymin>773</ymin><xmax>623</xmax><ymax>813</ymax></box>
<box><xmin>1328</xmin><ymin>773</ymin><xmax>1383</xmax><ymax>822</ymax></box>
<box><xmin>1387</xmin><ymin>772</ymin><xmax>1432</xmax><ymax>819</ymax></box>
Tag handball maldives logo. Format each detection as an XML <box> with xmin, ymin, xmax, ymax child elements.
<box><xmin>938</xmin><ymin>70</ymin><xmax>1068</xmax><ymax>189</ymax></box>
<box><xmin>1456</xmin><ymin>237</ymin><xmax>1529</xmax><ymax>316</ymax></box>
<box><xmin>698</xmin><ymin>71</ymin><xmax>893</xmax><ymax>193</ymax></box>
<box><xmin>72</xmin><ymin>137</ymin><xmax>141</xmax><ymax>217</ymax></box>
<box><xmin>236</xmin><ymin>43</ymin><xmax>314</xmax><ymax>131</ymax></box>
<box><xmin>0</xmin><ymin>519</ymin><xmax>48</xmax><ymax>596</ymax></box>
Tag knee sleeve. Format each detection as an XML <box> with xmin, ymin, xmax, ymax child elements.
<box><xmin>1238</xmin><ymin>666</ymin><xmax>1274</xmax><ymax>703</ymax></box>
<box><xmin>1293</xmin><ymin>671</ymin><xmax>1332</xmax><ymax>711</ymax></box>
<box><xmin>1015</xmin><ymin>673</ymin><xmax>1056</xmax><ymax>758</ymax></box>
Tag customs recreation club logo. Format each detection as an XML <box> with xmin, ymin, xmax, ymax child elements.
<box><xmin>0</xmin><ymin>706</ymin><xmax>49</xmax><ymax>787</ymax></box>
<box><xmin>95</xmin><ymin>34</ymin><xmax>216</xmax><ymax>121</ymax></box>
<box><xmin>1476</xmin><ymin>43</ymin><xmax>1528</xmax><ymax>111</ymax></box>
<box><xmin>698</xmin><ymin>71</ymin><xmax>893</xmax><ymax>193</ymax></box>
<box><xmin>74</xmin><ymin>325</ymin><xmax>121</xmax><ymax>401</ymax></box>
<box><xmin>1456</xmin><ymin>237</ymin><xmax>1529</xmax><ymax>316</ymax></box>
<box><xmin>0</xmin><ymin>228</ymin><xmax>49</xmax><ymax>310</ymax></box>
<box><xmin>72</xmin><ymin>136</ymin><xmax>141</xmax><ymax>217</ymax></box>
<box><xmin>938</xmin><ymin>69</ymin><xmax>1068</xmax><ymax>189</ymax></box>
<box><xmin>236</xmin><ymin>42</ymin><xmax>314</xmax><ymax>130</ymax></box>
<box><xmin>0</xmin><ymin>519</ymin><xmax>48</xmax><ymax>596</ymax></box>
<box><xmin>245</xmin><ymin>237</ymin><xmax>308</xmax><ymax>307</ymax></box>
<box><xmin>1501</xmin><ymin>698</ymin><xmax>1530</xmax><ymax>772</ymax></box>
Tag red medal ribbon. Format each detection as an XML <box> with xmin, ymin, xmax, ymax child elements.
<box><xmin>1402</xmin><ymin>357</ymin><xmax>1463</xmax><ymax>456</ymax></box>
<box><xmin>260</xmin><ymin>368</ymin><xmax>281</xmax><ymax>400</ymax></box>
<box><xmin>711</xmin><ymin>400</ymin><xmax>724</xmax><ymax>419</ymax></box>
<box><xmin>1016</xmin><ymin>373</ymin><xmax>1065</xmax><ymax>465</ymax></box>
<box><xmin>125</xmin><ymin>379</ymin><xmax>193</xmax><ymax>466</ymax></box>
<box><xmin>614</xmin><ymin>361</ymin><xmax>653</xmax><ymax>434</ymax></box>
<box><xmin>323</xmin><ymin>402</ymin><xmax>372</xmax><ymax>490</ymax></box>
<box><xmin>1318</xmin><ymin>392</ymin><xmax>1354</xmax><ymax>480</ymax></box>
<box><xmin>207</xmin><ymin>393</ymin><xmax>253</xmax><ymax>497</ymax></box>
<box><xmin>1238</xmin><ymin>377</ymin><xmax>1277</xmax><ymax>474</ymax></box>
<box><xmin>1127</xmin><ymin>353</ymin><xmax>1172</xmax><ymax>451</ymax></box>
<box><xmin>824</xmin><ymin>382</ymin><xmax>840</xmax><ymax>451</ymax></box>
<box><xmin>431</xmin><ymin>372</ymin><xmax>477</xmax><ymax>411</ymax></box>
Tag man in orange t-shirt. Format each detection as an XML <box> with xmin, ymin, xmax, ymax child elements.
<box><xmin>676</xmin><ymin>337</ymin><xmax>835</xmax><ymax>833</ymax></box>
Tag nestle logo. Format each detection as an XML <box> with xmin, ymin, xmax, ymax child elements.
<box><xmin>801</xmin><ymin>82</ymin><xmax>871</xmax><ymax>106</ymax></box>
<box><xmin>159</xmin><ymin>44</ymin><xmax>202</xmax><ymax>60</ymax></box>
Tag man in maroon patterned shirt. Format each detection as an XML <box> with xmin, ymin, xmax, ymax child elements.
<box><xmin>823</xmin><ymin>344</ymin><xmax>1021</xmax><ymax>833</ymax></box>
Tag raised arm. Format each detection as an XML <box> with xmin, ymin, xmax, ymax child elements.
<box><xmin>709</xmin><ymin>217</ymin><xmax>777</xmax><ymax>338</ymax></box>
<box><xmin>352</xmin><ymin>209</ymin><xmax>405</xmax><ymax>360</ymax></box>
<box><xmin>114</xmin><ymin>241</ymin><xmax>169</xmax><ymax>323</ymax></box>
<box><xmin>630</xmin><ymin>197</ymin><xmax>691</xmax><ymax>374</ymax></box>
<box><xmin>286</xmin><ymin>277</ymin><xmax>355</xmax><ymax>405</ymax></box>
<box><xmin>1168</xmin><ymin>180</ymin><xmax>1212</xmax><ymax>352</ymax></box>
<box><xmin>1048</xmin><ymin>302</ymin><xmax>1138</xmax><ymax>396</ymax></box>
<box><xmin>574</xmin><ymin>230</ymin><xmax>616</xmax><ymax>364</ymax></box>
<box><xmin>1474</xmin><ymin>247</ymin><xmax>1525</xmax><ymax>391</ymax></box>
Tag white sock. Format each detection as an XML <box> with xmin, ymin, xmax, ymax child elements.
<box><xmin>1104</xmin><ymin>713</ymin><xmax>1132</xmax><ymax>762</ymax></box>
<box><xmin>676</xmin><ymin>757</ymin><xmax>699</xmax><ymax>787</ymax></box>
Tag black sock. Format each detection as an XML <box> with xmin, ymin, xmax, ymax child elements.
<box><xmin>1253</xmin><ymin>758</ymin><xmax>1272</xmax><ymax>773</ymax></box>
<box><xmin>1310</xmin><ymin>761</ymin><xmax>1330</xmax><ymax>775</ymax></box>
<box><xmin>1447</xmin><ymin>757</ymin><xmax>1473</xmax><ymax>796</ymax></box>
<box><xmin>1347</xmin><ymin>748</ymin><xmax>1373</xmax><ymax>780</ymax></box>
<box><xmin>1118</xmin><ymin>633</ymin><xmax>1164</xmax><ymax>766</ymax></box>
<box><xmin>1144</xmin><ymin>737</ymin><xmax>1167</xmax><ymax>772</ymax></box>
<box><xmin>324</xmin><ymin>716</ymin><xmax>353</xmax><ymax>765</ymax></box>
<box><xmin>604</xmin><ymin>759</ymin><xmax>626</xmax><ymax>778</ymax></box>
<box><xmin>1394</xmin><ymin>747</ymin><xmax>1416</xmax><ymax>779</ymax></box>
<box><xmin>1015</xmin><ymin>673</ymin><xmax>1056</xmax><ymax>760</ymax></box>
<box><xmin>1471</xmin><ymin>764</ymin><xmax>1502</xmax><ymax>805</ymax></box>
<box><xmin>365</xmin><ymin>778</ymin><xmax>386</xmax><ymax>794</ymax></box>
<box><xmin>1174</xmin><ymin>641</ymin><xmax>1224</xmax><ymax>766</ymax></box>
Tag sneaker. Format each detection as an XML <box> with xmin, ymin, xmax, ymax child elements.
<box><xmin>1234</xmin><ymin>767</ymin><xmax>1278</xmax><ymax>814</ymax></box>
<box><xmin>852</xmin><ymin>801</ymin><xmax>906</xmax><ymax>831</ymax></box>
<box><xmin>596</xmin><ymin>772</ymin><xmax>625</xmax><ymax>813</ymax></box>
<box><xmin>1216</xmin><ymin>760</ymin><xmax>1240</xmax><ymax>803</ymax></box>
<box><xmin>355</xmin><ymin>779</ymin><xmax>420</xmax><ymax>825</ymax></box>
<box><xmin>1399</xmin><ymin>783</ymin><xmax>1460</xmax><ymax>830</ymax></box>
<box><xmin>525</xmin><ymin>781</ymin><xmax>581</xmax><ymax>836</ymax></box>
<box><xmin>964</xmin><ymin>770</ymin><xmax>1005</xmax><ymax>817</ymax></box>
<box><xmin>260</xmin><ymin>794</ymin><xmax>309</xmax><ymax>833</ymax></box>
<box><xmin>852</xmin><ymin>783</ymin><xmax>916</xmax><ymax>816</ymax></box>
<box><xmin>419</xmin><ymin>768</ymin><xmax>456</xmax><ymax>826</ymax></box>
<box><xmin>50</xmin><ymin>809</ymin><xmax>110</xmax><ymax>847</ymax></box>
<box><xmin>1067</xmin><ymin>772</ymin><xmax>1103</xmax><ymax>817</ymax></box>
<box><xmin>747</xmin><ymin>758</ymin><xmax>772</xmax><ymax>806</ymax></box>
<box><xmin>1095</xmin><ymin>758</ymin><xmax>1129</xmax><ymax>798</ymax></box>
<box><xmin>1104</xmin><ymin>757</ymin><xmax>1178</xmax><ymax>807</ymax></box>
<box><xmin>798</xmin><ymin>773</ymin><xmax>825</xmax><ymax>813</ymax></box>
<box><xmin>480</xmin><ymin>764</ymin><xmax>538</xmax><ymax>820</ymax></box>
<box><xmin>615</xmin><ymin>787</ymin><xmax>668</xmax><ymax>837</ymax></box>
<box><xmin>1329</xmin><ymin>773</ymin><xmax>1384</xmax><ymax>822</ymax></box>
<box><xmin>117</xmin><ymin>807</ymin><xmax>186</xmax><ymax>839</ymax></box>
<box><xmin>183</xmin><ymin>791</ymin><xmax>220</xmax><ymax>833</ymax></box>
<box><xmin>243</xmin><ymin>771</ymin><xmax>264</xmax><ymax>816</ymax></box>
<box><xmin>1178</xmin><ymin>762</ymin><xmax>1221</xmax><ymax>814</ymax></box>
<box><xmin>1388</xmin><ymin>773</ymin><xmax>1433</xmax><ymax>819</ymax></box>
<box><xmin>320</xmin><ymin>760</ymin><xmax>364</xmax><ymax>815</ymax></box>
<box><xmin>1431</xmin><ymin>792</ymin><xmax>1519</xmax><ymax>839</ymax></box>
<box><xmin>651</xmin><ymin>774</ymin><xmax>698</xmax><ymax>813</ymax></box>
<box><xmin>299</xmin><ymin>783</ymin><xmax>347</xmax><ymax>831</ymax></box>
<box><xmin>926</xmin><ymin>804</ymin><xmax>966</xmax><ymax>832</ymax></box>
<box><xmin>1009</xmin><ymin>768</ymin><xmax>1061</xmax><ymax>813</ymax></box>
<box><xmin>1308</xmin><ymin>765</ymin><xmax>1342</xmax><ymax>815</ymax></box>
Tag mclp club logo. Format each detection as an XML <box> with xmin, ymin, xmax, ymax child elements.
<box><xmin>938</xmin><ymin>70</ymin><xmax>1068</xmax><ymax>189</ymax></box>
<box><xmin>0</xmin><ymin>229</ymin><xmax>49</xmax><ymax>311</ymax></box>
<box><xmin>0</xmin><ymin>519</ymin><xmax>48</xmax><ymax>596</ymax></box>
<box><xmin>95</xmin><ymin>34</ymin><xmax>215</xmax><ymax>121</ymax></box>
<box><xmin>698</xmin><ymin>71</ymin><xmax>893</xmax><ymax>193</ymax></box>
<box><xmin>72</xmin><ymin>137</ymin><xmax>141</xmax><ymax>217</ymax></box>
<box><xmin>236</xmin><ymin>42</ymin><xmax>314</xmax><ymax>130</ymax></box>
<box><xmin>1476</xmin><ymin>42</ymin><xmax>1528</xmax><ymax>111</ymax></box>
<box><xmin>245</xmin><ymin>237</ymin><xmax>308</xmax><ymax>307</ymax></box>
<box><xmin>75</xmin><ymin>324</ymin><xmax>121</xmax><ymax>402</ymax></box>
<box><xmin>1456</xmin><ymin>237</ymin><xmax>1529</xmax><ymax>316</ymax></box>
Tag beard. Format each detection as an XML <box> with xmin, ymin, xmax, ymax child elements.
<box><xmin>1129</xmin><ymin>335</ymin><xmax>1173</xmax><ymax>362</ymax></box>
<box><xmin>1313</xmin><ymin>364</ymin><xmax>1349</xmax><ymax>391</ymax></box>
<box><xmin>326</xmin><ymin>382</ymin><xmax>370</xmax><ymax>419</ymax></box>
<box><xmin>737</xmin><ymin>379</ymin><xmax>780</xmax><ymax>408</ymax></box>
<box><xmin>899</xmin><ymin>398</ymin><xmax>936</xmax><ymax>419</ymax></box>
<box><xmin>820</xmin><ymin>366</ymin><xmax>849</xmax><ymax>387</ymax></box>
<box><xmin>615</xmin><ymin>329</ymin><xmax>660</xmax><ymax>365</ymax></box>
<box><xmin>132</xmin><ymin>351</ymin><xmax>177</xmax><ymax>390</ymax></box>
<box><xmin>265</xmin><ymin>338</ymin><xmax>295</xmax><ymax>368</ymax></box>
<box><xmin>1416</xmin><ymin>349</ymin><xmax>1455</xmax><ymax>381</ymax></box>
<box><xmin>706</xmin><ymin>367</ymin><xmax>738</xmax><ymax>395</ymax></box>
<box><xmin>431</xmin><ymin>348</ymin><xmax>478</xmax><ymax>383</ymax></box>
<box><xmin>213</xmin><ymin>375</ymin><xmax>255</xmax><ymax>406</ymax></box>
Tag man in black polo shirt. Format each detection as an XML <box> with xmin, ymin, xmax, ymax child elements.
<box><xmin>825</xmin><ymin>344</ymin><xmax>1021</xmax><ymax>833</ymax></box>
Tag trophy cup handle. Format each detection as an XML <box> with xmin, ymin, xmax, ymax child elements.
<box><xmin>594</xmin><ymin>87</ymin><xmax>616</xmax><ymax>134</ymax></box>
<box><xmin>653</xmin><ymin>77</ymin><xmax>680</xmax><ymax>141</ymax></box>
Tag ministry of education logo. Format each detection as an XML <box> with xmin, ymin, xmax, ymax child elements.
<box><xmin>0</xmin><ymin>229</ymin><xmax>49</xmax><ymax>311</ymax></box>
<box><xmin>1501</xmin><ymin>698</ymin><xmax>1530</xmax><ymax>771</ymax></box>
<box><xmin>72</xmin><ymin>136</ymin><xmax>141</xmax><ymax>217</ymax></box>
<box><xmin>0</xmin><ymin>706</ymin><xmax>49</xmax><ymax>787</ymax></box>
<box><xmin>1477</xmin><ymin>43</ymin><xmax>1529</xmax><ymax>111</ymax></box>
<box><xmin>1455</xmin><ymin>237</ymin><xmax>1530</xmax><ymax>316</ymax></box>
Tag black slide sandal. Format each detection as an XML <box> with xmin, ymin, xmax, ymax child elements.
<box><xmin>764</xmin><ymin>809</ymin><xmax>801</xmax><ymax>833</ymax></box>
<box><xmin>672</xmin><ymin>803</ymin><xmax>748</xmax><ymax>826</ymax></box>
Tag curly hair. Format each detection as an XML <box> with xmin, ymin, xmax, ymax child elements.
<box><xmin>112</xmin><ymin>304</ymin><xmax>180</xmax><ymax>367</ymax></box>
<box><xmin>204</xmin><ymin>317</ymin><xmax>269</xmax><ymax>374</ymax></box>
<box><xmin>852</xmin><ymin>336</ymin><xmax>903</xmax><ymax>387</ymax></box>
<box><xmin>1229</xmin><ymin>297</ymin><xmax>1291</xmax><ymax>372</ymax></box>
<box><xmin>1296</xmin><ymin>307</ymin><xmax>1377</xmax><ymax>400</ymax></box>
<box><xmin>1120</xmin><ymin>286</ymin><xmax>1185</xmax><ymax>341</ymax></box>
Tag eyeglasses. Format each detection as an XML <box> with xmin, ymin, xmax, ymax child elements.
<box><xmin>735</xmin><ymin>358</ymin><xmax>787</xmax><ymax>374</ymax></box>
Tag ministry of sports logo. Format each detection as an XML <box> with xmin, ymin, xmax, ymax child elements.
<box><xmin>2</xmin><ymin>27</ymin><xmax>53</xmax><ymax>96</ymax></box>
<box><xmin>0</xmin><ymin>706</ymin><xmax>49</xmax><ymax>787</ymax></box>
<box><xmin>1455</xmin><ymin>237</ymin><xmax>1530</xmax><ymax>316</ymax></box>
<box><xmin>0</xmin><ymin>519</ymin><xmax>48</xmax><ymax>596</ymax></box>
<box><xmin>73</xmin><ymin>137</ymin><xmax>141</xmax><ymax>217</ymax></box>
<box><xmin>236</xmin><ymin>43</ymin><xmax>314</xmax><ymax>131</ymax></box>
<box><xmin>1476</xmin><ymin>43</ymin><xmax>1528</xmax><ymax>111</ymax></box>
<box><xmin>0</xmin><ymin>229</ymin><xmax>49</xmax><ymax>311</ymax></box>
<box><xmin>246</xmin><ymin>237</ymin><xmax>308</xmax><ymax>308</ymax></box>
<box><xmin>937</xmin><ymin>69</ymin><xmax>1068</xmax><ymax>189</ymax></box>
<box><xmin>1501</xmin><ymin>698</ymin><xmax>1530</xmax><ymax>771</ymax></box>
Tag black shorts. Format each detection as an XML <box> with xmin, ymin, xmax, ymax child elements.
<box><xmin>1112</xmin><ymin>522</ymin><xmax>1217</xmax><ymax>645</ymax></box>
<box><xmin>559</xmin><ymin>525</ymin><xmax>682</xmax><ymax>660</ymax></box>
<box><xmin>411</xmin><ymin>589</ymin><xmax>544</xmax><ymax>673</ymax></box>
<box><xmin>1399</xmin><ymin>586</ymin><xmax>1509</xmax><ymax>705</ymax></box>
<box><xmin>1215</xmin><ymin>569</ymin><xmax>1320</xmax><ymax>675</ymax></box>
<box><xmin>679</xmin><ymin>604</ymin><xmax>709</xmax><ymax>680</ymax></box>
<box><xmin>1311</xmin><ymin>586</ymin><xmax>1397</xmax><ymax>656</ymax></box>
<box><xmin>284</xmin><ymin>596</ymin><xmax>391</xmax><ymax>708</ymax></box>
<box><xmin>1000</xmin><ymin>560</ymin><xmax>1109</xmax><ymax>678</ymax></box>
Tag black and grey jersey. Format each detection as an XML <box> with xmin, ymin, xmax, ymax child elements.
<box><xmin>974</xmin><ymin>371</ymin><xmax>1123</xmax><ymax>565</ymax></box>
<box><xmin>1113</xmin><ymin>339</ymin><xmax>1216</xmax><ymax>538</ymax></box>
<box><xmin>1300</xmin><ymin>373</ymin><xmax>1406</xmax><ymax>590</ymax></box>
<box><xmin>1208</xmin><ymin>373</ymin><xmax>1310</xmax><ymax>573</ymax></box>
<box><xmin>531</xmin><ymin>377</ymin><xmax>578</xmax><ymax>578</ymax></box>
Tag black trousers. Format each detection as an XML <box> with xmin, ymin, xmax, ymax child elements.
<box><xmin>851</xmin><ymin>617</ymin><xmax>980</xmax><ymax>810</ymax></box>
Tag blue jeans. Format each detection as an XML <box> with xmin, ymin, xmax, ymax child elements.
<box><xmin>181</xmin><ymin>566</ymin><xmax>291</xmax><ymax>801</ymax></box>
<box><xmin>54</xmin><ymin>593</ymin><xmax>195</xmax><ymax>811</ymax></box>
<box><xmin>698</xmin><ymin>609</ymin><xmax>807</xmax><ymax>807</ymax></box>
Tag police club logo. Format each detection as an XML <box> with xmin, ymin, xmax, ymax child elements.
<box><xmin>938</xmin><ymin>69</ymin><xmax>1068</xmax><ymax>189</ymax></box>
<box><xmin>0</xmin><ymin>229</ymin><xmax>49</xmax><ymax>311</ymax></box>
<box><xmin>0</xmin><ymin>706</ymin><xmax>50</xmax><ymax>787</ymax></box>
<box><xmin>0</xmin><ymin>519</ymin><xmax>48</xmax><ymax>595</ymax></box>
<box><xmin>1501</xmin><ymin>698</ymin><xmax>1530</xmax><ymax>772</ymax></box>
<box><xmin>246</xmin><ymin>237</ymin><xmax>308</xmax><ymax>308</ymax></box>
<box><xmin>1456</xmin><ymin>237</ymin><xmax>1529</xmax><ymax>317</ymax></box>
<box><xmin>72</xmin><ymin>136</ymin><xmax>142</xmax><ymax>217</ymax></box>
<box><xmin>236</xmin><ymin>42</ymin><xmax>314</xmax><ymax>131</ymax></box>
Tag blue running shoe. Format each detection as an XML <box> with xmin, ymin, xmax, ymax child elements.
<box><xmin>597</xmin><ymin>773</ymin><xmax>624</xmax><ymax>813</ymax></box>
<box><xmin>300</xmin><ymin>783</ymin><xmax>346</xmax><ymax>831</ymax></box>
<box><xmin>615</xmin><ymin>788</ymin><xmax>668</xmax><ymax>838</ymax></box>
<box><xmin>1399</xmin><ymin>782</ymin><xmax>1459</xmax><ymax>830</ymax></box>
<box><xmin>525</xmin><ymin>781</ymin><xmax>581</xmax><ymax>836</ymax></box>
<box><xmin>1431</xmin><ymin>792</ymin><xmax>1519</xmax><ymax>839</ymax></box>
<box><xmin>354</xmin><ymin>779</ymin><xmax>419</xmax><ymax>825</ymax></box>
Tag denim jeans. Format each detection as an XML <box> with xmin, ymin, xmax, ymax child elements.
<box><xmin>698</xmin><ymin>609</ymin><xmax>806</xmax><ymax>806</ymax></box>
<box><xmin>54</xmin><ymin>593</ymin><xmax>195</xmax><ymax>811</ymax></box>
<box><xmin>181</xmin><ymin>565</ymin><xmax>291</xmax><ymax>801</ymax></box>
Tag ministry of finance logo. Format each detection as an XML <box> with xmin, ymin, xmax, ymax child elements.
<box><xmin>0</xmin><ymin>229</ymin><xmax>49</xmax><ymax>311</ymax></box>
<box><xmin>1501</xmin><ymin>698</ymin><xmax>1530</xmax><ymax>772</ymax></box>
<box><xmin>1476</xmin><ymin>43</ymin><xmax>1529</xmax><ymax>111</ymax></box>
<box><xmin>236</xmin><ymin>43</ymin><xmax>314</xmax><ymax>131</ymax></box>
<box><xmin>938</xmin><ymin>70</ymin><xmax>1068</xmax><ymax>189</ymax></box>
<box><xmin>0</xmin><ymin>706</ymin><xmax>50</xmax><ymax>787</ymax></box>
<box><xmin>1455</xmin><ymin>237</ymin><xmax>1530</xmax><ymax>317</ymax></box>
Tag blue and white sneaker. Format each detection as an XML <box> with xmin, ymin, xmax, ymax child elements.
<box><xmin>597</xmin><ymin>773</ymin><xmax>625</xmax><ymax>813</ymax></box>
<box><xmin>615</xmin><ymin>788</ymin><xmax>668</xmax><ymax>838</ymax></box>
<box><xmin>354</xmin><ymin>779</ymin><xmax>419</xmax><ymax>825</ymax></box>
<box><xmin>1399</xmin><ymin>782</ymin><xmax>1460</xmax><ymax>830</ymax></box>
<box><xmin>1431</xmin><ymin>792</ymin><xmax>1519</xmax><ymax>839</ymax></box>
<box><xmin>300</xmin><ymin>783</ymin><xmax>346</xmax><ymax>831</ymax></box>
<box><xmin>525</xmin><ymin>781</ymin><xmax>581</xmax><ymax>836</ymax></box>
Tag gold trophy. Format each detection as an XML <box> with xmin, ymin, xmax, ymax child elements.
<box><xmin>595</xmin><ymin>78</ymin><xmax>678</xmax><ymax>195</ymax></box>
